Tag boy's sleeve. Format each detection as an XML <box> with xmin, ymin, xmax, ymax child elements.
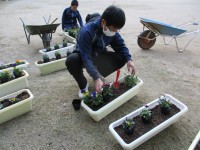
<box><xmin>78</xmin><ymin>29</ymin><xmax>99</xmax><ymax>80</ymax></box>
<box><xmin>62</xmin><ymin>9</ymin><xmax>66</xmax><ymax>30</ymax></box>
<box><xmin>77</xmin><ymin>11</ymin><xmax>84</xmax><ymax>27</ymax></box>
<box><xmin>110</xmin><ymin>33</ymin><xmax>132</xmax><ymax>62</ymax></box>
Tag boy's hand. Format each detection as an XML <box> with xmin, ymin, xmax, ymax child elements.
<box><xmin>127</xmin><ymin>60</ymin><xmax>136</xmax><ymax>75</ymax></box>
<box><xmin>95</xmin><ymin>78</ymin><xmax>103</xmax><ymax>93</ymax></box>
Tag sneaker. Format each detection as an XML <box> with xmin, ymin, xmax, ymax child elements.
<box><xmin>78</xmin><ymin>82</ymin><xmax>89</xmax><ymax>98</ymax></box>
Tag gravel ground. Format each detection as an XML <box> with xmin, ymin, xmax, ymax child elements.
<box><xmin>0</xmin><ymin>0</ymin><xmax>200</xmax><ymax>150</ymax></box>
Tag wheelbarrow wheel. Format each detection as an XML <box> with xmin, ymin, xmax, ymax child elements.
<box><xmin>137</xmin><ymin>30</ymin><xmax>156</xmax><ymax>50</ymax></box>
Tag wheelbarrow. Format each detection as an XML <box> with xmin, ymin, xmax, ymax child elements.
<box><xmin>19</xmin><ymin>16</ymin><xmax>60</xmax><ymax>48</ymax></box>
<box><xmin>137</xmin><ymin>17</ymin><xmax>200</xmax><ymax>52</ymax></box>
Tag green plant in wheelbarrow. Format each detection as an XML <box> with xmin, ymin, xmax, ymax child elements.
<box><xmin>158</xmin><ymin>95</ymin><xmax>172</xmax><ymax>114</ymax></box>
<box><xmin>122</xmin><ymin>118</ymin><xmax>135</xmax><ymax>135</ymax></box>
<box><xmin>63</xmin><ymin>41</ymin><xmax>68</xmax><ymax>47</ymax></box>
<box><xmin>54</xmin><ymin>43</ymin><xmax>59</xmax><ymax>50</ymax></box>
<box><xmin>12</xmin><ymin>64</ymin><xmax>24</xmax><ymax>78</ymax></box>
<box><xmin>123</xmin><ymin>71</ymin><xmax>138</xmax><ymax>87</ymax></box>
<box><xmin>43</xmin><ymin>54</ymin><xmax>49</xmax><ymax>63</ymax></box>
<box><xmin>102</xmin><ymin>83</ymin><xmax>113</xmax><ymax>102</ymax></box>
<box><xmin>0</xmin><ymin>70</ymin><xmax>12</xmax><ymax>84</ymax></box>
<box><xmin>140</xmin><ymin>105</ymin><xmax>152</xmax><ymax>124</ymax></box>
<box><xmin>55</xmin><ymin>50</ymin><xmax>61</xmax><ymax>60</ymax></box>
<box><xmin>45</xmin><ymin>47</ymin><xmax>52</xmax><ymax>52</ymax></box>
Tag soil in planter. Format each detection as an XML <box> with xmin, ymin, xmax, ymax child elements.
<box><xmin>0</xmin><ymin>74</ymin><xmax>25</xmax><ymax>85</ymax></box>
<box><xmin>37</xmin><ymin>56</ymin><xmax>67</xmax><ymax>64</ymax></box>
<box><xmin>0</xmin><ymin>62</ymin><xmax>25</xmax><ymax>70</ymax></box>
<box><xmin>114</xmin><ymin>104</ymin><xmax>180</xmax><ymax>144</ymax></box>
<box><xmin>84</xmin><ymin>83</ymin><xmax>132</xmax><ymax>111</ymax></box>
<box><xmin>0</xmin><ymin>91</ymin><xmax>30</xmax><ymax>109</ymax></box>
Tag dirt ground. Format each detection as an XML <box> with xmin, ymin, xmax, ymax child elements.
<box><xmin>0</xmin><ymin>0</ymin><xmax>200</xmax><ymax>150</ymax></box>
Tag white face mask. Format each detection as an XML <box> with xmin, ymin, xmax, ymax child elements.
<box><xmin>103</xmin><ymin>26</ymin><xmax>116</xmax><ymax>37</ymax></box>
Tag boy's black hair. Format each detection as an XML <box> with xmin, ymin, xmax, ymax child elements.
<box><xmin>71</xmin><ymin>0</ymin><xmax>78</xmax><ymax>6</ymax></box>
<box><xmin>100</xmin><ymin>5</ymin><xmax>125</xmax><ymax>29</ymax></box>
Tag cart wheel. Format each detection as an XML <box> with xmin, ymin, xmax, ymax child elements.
<box><xmin>137</xmin><ymin>30</ymin><xmax>156</xmax><ymax>50</ymax></box>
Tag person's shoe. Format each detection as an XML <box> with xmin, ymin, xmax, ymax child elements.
<box><xmin>78</xmin><ymin>82</ymin><xmax>89</xmax><ymax>98</ymax></box>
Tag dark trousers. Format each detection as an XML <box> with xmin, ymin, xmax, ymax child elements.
<box><xmin>65</xmin><ymin>51</ymin><xmax>126</xmax><ymax>89</ymax></box>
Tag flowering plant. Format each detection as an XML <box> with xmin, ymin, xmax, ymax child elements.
<box><xmin>102</xmin><ymin>83</ymin><xmax>113</xmax><ymax>100</ymax></box>
<box><xmin>0</xmin><ymin>62</ymin><xmax>7</xmax><ymax>69</ymax></box>
<box><xmin>0</xmin><ymin>70</ymin><xmax>11</xmax><ymax>83</ymax></box>
<box><xmin>63</xmin><ymin>41</ymin><xmax>68</xmax><ymax>47</ymax></box>
<box><xmin>43</xmin><ymin>54</ymin><xmax>49</xmax><ymax>63</ymax></box>
<box><xmin>65</xmin><ymin>27</ymin><xmax>81</xmax><ymax>39</ymax></box>
<box><xmin>13</xmin><ymin>64</ymin><xmax>24</xmax><ymax>78</ymax></box>
<box><xmin>158</xmin><ymin>96</ymin><xmax>172</xmax><ymax>108</ymax></box>
<box><xmin>8</xmin><ymin>96</ymin><xmax>19</xmax><ymax>103</ymax></box>
<box><xmin>15</xmin><ymin>60</ymin><xmax>21</xmax><ymax>65</ymax></box>
<box><xmin>158</xmin><ymin>95</ymin><xmax>172</xmax><ymax>114</ymax></box>
<box><xmin>46</xmin><ymin>47</ymin><xmax>52</xmax><ymax>52</ymax></box>
<box><xmin>123</xmin><ymin>71</ymin><xmax>138</xmax><ymax>87</ymax></box>
<box><xmin>66</xmin><ymin>50</ymin><xmax>72</xmax><ymax>56</ymax></box>
<box><xmin>54</xmin><ymin>43</ymin><xmax>59</xmax><ymax>50</ymax></box>
<box><xmin>122</xmin><ymin>118</ymin><xmax>135</xmax><ymax>130</ymax></box>
<box><xmin>140</xmin><ymin>105</ymin><xmax>152</xmax><ymax>121</ymax></box>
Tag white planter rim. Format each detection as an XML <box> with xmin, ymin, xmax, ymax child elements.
<box><xmin>35</xmin><ymin>57</ymin><xmax>67</xmax><ymax>67</ymax></box>
<box><xmin>188</xmin><ymin>130</ymin><xmax>200</xmax><ymax>150</ymax></box>
<box><xmin>109</xmin><ymin>94</ymin><xmax>188</xmax><ymax>149</ymax></box>
<box><xmin>0</xmin><ymin>60</ymin><xmax>29</xmax><ymax>71</ymax></box>
<box><xmin>0</xmin><ymin>89</ymin><xmax>33</xmax><ymax>113</ymax></box>
<box><xmin>0</xmin><ymin>70</ymin><xmax>29</xmax><ymax>88</ymax></box>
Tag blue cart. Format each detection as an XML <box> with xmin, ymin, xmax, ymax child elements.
<box><xmin>137</xmin><ymin>17</ymin><xmax>199</xmax><ymax>52</ymax></box>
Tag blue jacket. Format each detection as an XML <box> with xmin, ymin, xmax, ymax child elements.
<box><xmin>77</xmin><ymin>19</ymin><xmax>132</xmax><ymax>81</ymax></box>
<box><xmin>62</xmin><ymin>7</ymin><xmax>83</xmax><ymax>30</ymax></box>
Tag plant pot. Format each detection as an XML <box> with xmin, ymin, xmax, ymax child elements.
<box><xmin>43</xmin><ymin>58</ymin><xmax>50</xmax><ymax>63</ymax></box>
<box><xmin>0</xmin><ymin>89</ymin><xmax>33</xmax><ymax>124</ymax></box>
<box><xmin>35</xmin><ymin>57</ymin><xmax>67</xmax><ymax>75</ymax></box>
<box><xmin>39</xmin><ymin>43</ymin><xmax>74</xmax><ymax>59</ymax></box>
<box><xmin>61</xmin><ymin>30</ymin><xmax>76</xmax><ymax>44</ymax></box>
<box><xmin>67</xmin><ymin>52</ymin><xmax>72</xmax><ymax>57</ymax></box>
<box><xmin>81</xmin><ymin>76</ymin><xmax>143</xmax><ymax>122</ymax></box>
<box><xmin>56</xmin><ymin>54</ymin><xmax>61</xmax><ymax>60</ymax></box>
<box><xmin>141</xmin><ymin>115</ymin><xmax>152</xmax><ymax>124</ymax></box>
<box><xmin>0</xmin><ymin>60</ymin><xmax>29</xmax><ymax>73</ymax></box>
<box><xmin>188</xmin><ymin>130</ymin><xmax>200</xmax><ymax>150</ymax></box>
<box><xmin>109</xmin><ymin>94</ymin><xmax>188</xmax><ymax>150</ymax></box>
<box><xmin>160</xmin><ymin>106</ymin><xmax>172</xmax><ymax>114</ymax></box>
<box><xmin>72</xmin><ymin>99</ymin><xmax>81</xmax><ymax>110</ymax></box>
<box><xmin>0</xmin><ymin>70</ymin><xmax>29</xmax><ymax>98</ymax></box>
<box><xmin>124</xmin><ymin>127</ymin><xmax>134</xmax><ymax>135</ymax></box>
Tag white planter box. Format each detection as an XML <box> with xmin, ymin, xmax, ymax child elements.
<box><xmin>188</xmin><ymin>130</ymin><xmax>200</xmax><ymax>150</ymax></box>
<box><xmin>81</xmin><ymin>76</ymin><xmax>143</xmax><ymax>122</ymax></box>
<box><xmin>35</xmin><ymin>57</ymin><xmax>67</xmax><ymax>75</ymax></box>
<box><xmin>61</xmin><ymin>30</ymin><xmax>77</xmax><ymax>44</ymax></box>
<box><xmin>0</xmin><ymin>70</ymin><xmax>29</xmax><ymax>97</ymax></box>
<box><xmin>0</xmin><ymin>89</ymin><xmax>34</xmax><ymax>124</ymax></box>
<box><xmin>109</xmin><ymin>94</ymin><xmax>188</xmax><ymax>150</ymax></box>
<box><xmin>39</xmin><ymin>43</ymin><xmax>75</xmax><ymax>59</ymax></box>
<box><xmin>0</xmin><ymin>60</ymin><xmax>29</xmax><ymax>73</ymax></box>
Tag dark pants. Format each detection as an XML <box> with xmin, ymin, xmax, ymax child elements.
<box><xmin>65</xmin><ymin>51</ymin><xmax>126</xmax><ymax>89</ymax></box>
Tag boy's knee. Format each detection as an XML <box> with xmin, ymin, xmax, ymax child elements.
<box><xmin>65</xmin><ymin>53</ymin><xmax>81</xmax><ymax>68</ymax></box>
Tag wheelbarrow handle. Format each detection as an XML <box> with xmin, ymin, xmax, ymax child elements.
<box><xmin>51</xmin><ymin>18</ymin><xmax>58</xmax><ymax>24</ymax></box>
